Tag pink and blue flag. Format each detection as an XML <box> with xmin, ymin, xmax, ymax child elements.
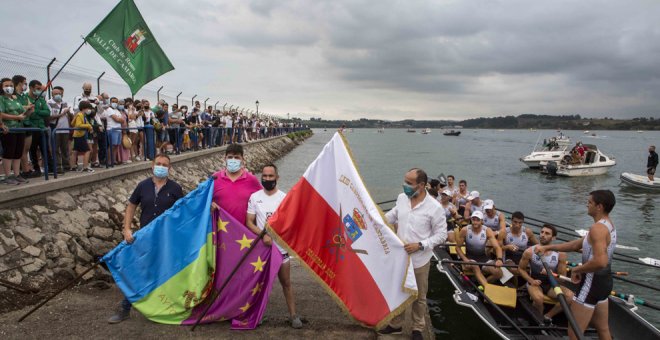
<box><xmin>102</xmin><ymin>179</ymin><xmax>282</xmax><ymax>329</ymax></box>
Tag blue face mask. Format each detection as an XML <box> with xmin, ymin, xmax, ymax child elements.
<box><xmin>153</xmin><ymin>165</ymin><xmax>169</xmax><ymax>178</ymax></box>
<box><xmin>118</xmin><ymin>105</ymin><xmax>125</xmax><ymax>110</ymax></box>
<box><xmin>53</xmin><ymin>94</ymin><xmax>62</xmax><ymax>102</ymax></box>
<box><xmin>403</xmin><ymin>183</ymin><xmax>418</xmax><ymax>198</ymax></box>
<box><xmin>226</xmin><ymin>159</ymin><xmax>241</xmax><ymax>173</ymax></box>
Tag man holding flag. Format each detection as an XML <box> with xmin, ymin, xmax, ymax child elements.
<box><xmin>246</xmin><ymin>164</ymin><xmax>303</xmax><ymax>329</ymax></box>
<box><xmin>108</xmin><ymin>154</ymin><xmax>183</xmax><ymax>324</ymax></box>
<box><xmin>379</xmin><ymin>168</ymin><xmax>447</xmax><ymax>340</ymax></box>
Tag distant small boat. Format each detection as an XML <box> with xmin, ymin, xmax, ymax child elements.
<box><xmin>620</xmin><ymin>172</ymin><xmax>660</xmax><ymax>190</ymax></box>
<box><xmin>377</xmin><ymin>127</ymin><xmax>385</xmax><ymax>133</ymax></box>
<box><xmin>421</xmin><ymin>128</ymin><xmax>431</xmax><ymax>134</ymax></box>
<box><xmin>637</xmin><ymin>130</ymin><xmax>644</xmax><ymax>133</ymax></box>
<box><xmin>443</xmin><ymin>130</ymin><xmax>461</xmax><ymax>136</ymax></box>
<box><xmin>407</xmin><ymin>128</ymin><xmax>416</xmax><ymax>133</ymax></box>
<box><xmin>584</xmin><ymin>130</ymin><xmax>590</xmax><ymax>134</ymax></box>
<box><xmin>497</xmin><ymin>129</ymin><xmax>504</xmax><ymax>132</ymax></box>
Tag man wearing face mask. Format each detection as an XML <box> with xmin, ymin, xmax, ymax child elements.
<box><xmin>47</xmin><ymin>86</ymin><xmax>72</xmax><ymax>173</ymax></box>
<box><xmin>246</xmin><ymin>164</ymin><xmax>303</xmax><ymax>329</ymax></box>
<box><xmin>25</xmin><ymin>80</ymin><xmax>53</xmax><ymax>177</ymax></box>
<box><xmin>379</xmin><ymin>168</ymin><xmax>446</xmax><ymax>340</ymax></box>
<box><xmin>109</xmin><ymin>153</ymin><xmax>183</xmax><ymax>324</ymax></box>
<box><xmin>72</xmin><ymin>82</ymin><xmax>98</xmax><ymax>114</ymax></box>
<box><xmin>211</xmin><ymin>143</ymin><xmax>261</xmax><ymax>224</ymax></box>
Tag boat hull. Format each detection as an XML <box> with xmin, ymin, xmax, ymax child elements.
<box><xmin>520</xmin><ymin>151</ymin><xmax>568</xmax><ymax>168</ymax></box>
<box><xmin>555</xmin><ymin>164</ymin><xmax>615</xmax><ymax>176</ymax></box>
<box><xmin>620</xmin><ymin>172</ymin><xmax>660</xmax><ymax>190</ymax></box>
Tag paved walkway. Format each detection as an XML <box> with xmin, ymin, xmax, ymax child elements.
<box><xmin>0</xmin><ymin>259</ymin><xmax>432</xmax><ymax>339</ymax></box>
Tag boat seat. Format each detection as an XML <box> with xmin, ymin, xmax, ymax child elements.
<box><xmin>449</xmin><ymin>246</ymin><xmax>466</xmax><ymax>255</ymax></box>
<box><xmin>542</xmin><ymin>295</ymin><xmax>559</xmax><ymax>305</ymax></box>
<box><xmin>484</xmin><ymin>283</ymin><xmax>517</xmax><ymax>308</ymax></box>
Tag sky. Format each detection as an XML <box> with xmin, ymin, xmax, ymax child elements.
<box><xmin>2</xmin><ymin>0</ymin><xmax>660</xmax><ymax>121</ymax></box>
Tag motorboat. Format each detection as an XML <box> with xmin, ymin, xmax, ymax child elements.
<box><xmin>432</xmin><ymin>245</ymin><xmax>660</xmax><ymax>339</ymax></box>
<box><xmin>407</xmin><ymin>128</ymin><xmax>416</xmax><ymax>133</ymax></box>
<box><xmin>519</xmin><ymin>134</ymin><xmax>571</xmax><ymax>169</ymax></box>
<box><xmin>443</xmin><ymin>130</ymin><xmax>461</xmax><ymax>136</ymax></box>
<box><xmin>421</xmin><ymin>128</ymin><xmax>431</xmax><ymax>134</ymax></box>
<box><xmin>377</xmin><ymin>127</ymin><xmax>385</xmax><ymax>133</ymax></box>
<box><xmin>620</xmin><ymin>172</ymin><xmax>660</xmax><ymax>190</ymax></box>
<box><xmin>540</xmin><ymin>144</ymin><xmax>616</xmax><ymax>177</ymax></box>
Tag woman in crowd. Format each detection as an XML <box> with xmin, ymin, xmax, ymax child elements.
<box><xmin>69</xmin><ymin>101</ymin><xmax>94</xmax><ymax>172</ymax></box>
<box><xmin>0</xmin><ymin>77</ymin><xmax>29</xmax><ymax>185</ymax></box>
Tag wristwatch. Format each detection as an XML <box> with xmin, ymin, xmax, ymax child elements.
<box><xmin>497</xmin><ymin>257</ymin><xmax>503</xmax><ymax>262</ymax></box>
<box><xmin>418</xmin><ymin>242</ymin><xmax>424</xmax><ymax>251</ymax></box>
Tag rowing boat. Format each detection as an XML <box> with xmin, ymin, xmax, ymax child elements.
<box><xmin>432</xmin><ymin>245</ymin><xmax>660</xmax><ymax>339</ymax></box>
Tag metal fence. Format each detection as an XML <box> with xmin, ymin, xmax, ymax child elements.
<box><xmin>0</xmin><ymin>44</ymin><xmax>282</xmax><ymax>118</ymax></box>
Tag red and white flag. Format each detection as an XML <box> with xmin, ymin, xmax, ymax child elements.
<box><xmin>268</xmin><ymin>132</ymin><xmax>417</xmax><ymax>328</ymax></box>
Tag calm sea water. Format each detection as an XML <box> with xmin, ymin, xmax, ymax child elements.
<box><xmin>273</xmin><ymin>128</ymin><xmax>660</xmax><ymax>336</ymax></box>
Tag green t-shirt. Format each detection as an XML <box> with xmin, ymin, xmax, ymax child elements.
<box><xmin>26</xmin><ymin>95</ymin><xmax>50</xmax><ymax>128</ymax></box>
<box><xmin>0</xmin><ymin>95</ymin><xmax>26</xmax><ymax>128</ymax></box>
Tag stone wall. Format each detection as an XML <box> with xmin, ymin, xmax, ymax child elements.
<box><xmin>0</xmin><ymin>132</ymin><xmax>312</xmax><ymax>290</ymax></box>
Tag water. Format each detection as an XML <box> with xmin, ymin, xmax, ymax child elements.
<box><xmin>273</xmin><ymin>128</ymin><xmax>660</xmax><ymax>335</ymax></box>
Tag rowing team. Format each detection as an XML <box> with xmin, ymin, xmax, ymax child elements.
<box><xmin>429</xmin><ymin>178</ymin><xmax>617</xmax><ymax>340</ymax></box>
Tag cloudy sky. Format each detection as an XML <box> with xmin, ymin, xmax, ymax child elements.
<box><xmin>2</xmin><ymin>0</ymin><xmax>660</xmax><ymax>120</ymax></box>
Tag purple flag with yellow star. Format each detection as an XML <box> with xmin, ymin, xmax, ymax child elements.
<box><xmin>182</xmin><ymin>207</ymin><xmax>283</xmax><ymax>329</ymax></box>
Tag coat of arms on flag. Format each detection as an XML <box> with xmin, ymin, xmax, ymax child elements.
<box><xmin>268</xmin><ymin>132</ymin><xmax>418</xmax><ymax>328</ymax></box>
<box><xmin>125</xmin><ymin>28</ymin><xmax>147</xmax><ymax>53</ymax></box>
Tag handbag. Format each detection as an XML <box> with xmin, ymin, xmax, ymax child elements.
<box><xmin>122</xmin><ymin>134</ymin><xmax>133</xmax><ymax>149</ymax></box>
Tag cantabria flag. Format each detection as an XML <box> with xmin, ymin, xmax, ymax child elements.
<box><xmin>268</xmin><ymin>132</ymin><xmax>417</xmax><ymax>328</ymax></box>
<box><xmin>85</xmin><ymin>0</ymin><xmax>174</xmax><ymax>95</ymax></box>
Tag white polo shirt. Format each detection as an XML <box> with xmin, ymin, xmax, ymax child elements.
<box><xmin>385</xmin><ymin>191</ymin><xmax>447</xmax><ymax>268</ymax></box>
<box><xmin>247</xmin><ymin>189</ymin><xmax>287</xmax><ymax>254</ymax></box>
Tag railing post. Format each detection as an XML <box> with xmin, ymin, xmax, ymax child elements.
<box><xmin>41</xmin><ymin>129</ymin><xmax>49</xmax><ymax>181</ymax></box>
<box><xmin>156</xmin><ymin>86</ymin><xmax>164</xmax><ymax>103</ymax></box>
<box><xmin>46</xmin><ymin>58</ymin><xmax>56</xmax><ymax>99</ymax></box>
<box><xmin>176</xmin><ymin>92</ymin><xmax>182</xmax><ymax>106</ymax></box>
<box><xmin>192</xmin><ymin>95</ymin><xmax>197</xmax><ymax>107</ymax></box>
<box><xmin>97</xmin><ymin>72</ymin><xmax>105</xmax><ymax>96</ymax></box>
<box><xmin>51</xmin><ymin>130</ymin><xmax>58</xmax><ymax>179</ymax></box>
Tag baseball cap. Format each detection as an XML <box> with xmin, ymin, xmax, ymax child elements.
<box><xmin>483</xmin><ymin>199</ymin><xmax>494</xmax><ymax>210</ymax></box>
<box><xmin>471</xmin><ymin>210</ymin><xmax>484</xmax><ymax>220</ymax></box>
<box><xmin>467</xmin><ymin>190</ymin><xmax>480</xmax><ymax>200</ymax></box>
<box><xmin>441</xmin><ymin>189</ymin><xmax>453</xmax><ymax>196</ymax></box>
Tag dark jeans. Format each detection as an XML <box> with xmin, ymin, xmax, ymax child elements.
<box><xmin>96</xmin><ymin>131</ymin><xmax>107</xmax><ymax>164</ymax></box>
<box><xmin>121</xmin><ymin>297</ymin><xmax>132</xmax><ymax>311</ymax></box>
<box><xmin>29</xmin><ymin>130</ymin><xmax>52</xmax><ymax>173</ymax></box>
<box><xmin>168</xmin><ymin>128</ymin><xmax>182</xmax><ymax>152</ymax></box>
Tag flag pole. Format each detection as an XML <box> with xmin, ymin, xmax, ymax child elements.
<box><xmin>43</xmin><ymin>37</ymin><xmax>87</xmax><ymax>89</ymax></box>
<box><xmin>17</xmin><ymin>260</ymin><xmax>101</xmax><ymax>322</ymax></box>
<box><xmin>191</xmin><ymin>228</ymin><xmax>268</xmax><ymax>331</ymax></box>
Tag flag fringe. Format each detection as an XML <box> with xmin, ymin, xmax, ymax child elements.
<box><xmin>266</xmin><ymin>222</ymin><xmax>416</xmax><ymax>330</ymax></box>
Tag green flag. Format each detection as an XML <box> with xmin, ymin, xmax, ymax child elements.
<box><xmin>85</xmin><ymin>0</ymin><xmax>174</xmax><ymax>95</ymax></box>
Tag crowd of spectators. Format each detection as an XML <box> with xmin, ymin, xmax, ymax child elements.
<box><xmin>0</xmin><ymin>77</ymin><xmax>306</xmax><ymax>185</ymax></box>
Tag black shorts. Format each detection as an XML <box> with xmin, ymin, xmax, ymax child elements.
<box><xmin>648</xmin><ymin>167</ymin><xmax>657</xmax><ymax>175</ymax></box>
<box><xmin>73</xmin><ymin>137</ymin><xmax>90</xmax><ymax>153</ymax></box>
<box><xmin>0</xmin><ymin>132</ymin><xmax>26</xmax><ymax>159</ymax></box>
<box><xmin>574</xmin><ymin>270</ymin><xmax>613</xmax><ymax>308</ymax></box>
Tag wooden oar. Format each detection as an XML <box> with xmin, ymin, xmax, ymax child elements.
<box><xmin>440</xmin><ymin>259</ymin><xmax>518</xmax><ymax>268</ymax></box>
<box><xmin>611</xmin><ymin>291</ymin><xmax>660</xmax><ymax>312</ymax></box>
<box><xmin>537</xmin><ymin>255</ymin><xmax>585</xmax><ymax>340</ymax></box>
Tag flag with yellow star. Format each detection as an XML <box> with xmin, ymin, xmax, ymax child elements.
<box><xmin>102</xmin><ymin>179</ymin><xmax>217</xmax><ymax>324</ymax></box>
<box><xmin>182</xmin><ymin>206</ymin><xmax>283</xmax><ymax>329</ymax></box>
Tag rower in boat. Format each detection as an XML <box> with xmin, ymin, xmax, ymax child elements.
<box><xmin>502</xmin><ymin>211</ymin><xmax>537</xmax><ymax>264</ymax></box>
<box><xmin>439</xmin><ymin>189</ymin><xmax>460</xmax><ymax>242</ymax></box>
<box><xmin>536</xmin><ymin>189</ymin><xmax>617</xmax><ymax>340</ymax></box>
<box><xmin>482</xmin><ymin>199</ymin><xmax>507</xmax><ymax>237</ymax></box>
<box><xmin>453</xmin><ymin>179</ymin><xmax>470</xmax><ymax>216</ymax></box>
<box><xmin>518</xmin><ymin>224</ymin><xmax>572</xmax><ymax>324</ymax></box>
<box><xmin>463</xmin><ymin>190</ymin><xmax>484</xmax><ymax>220</ymax></box>
<box><xmin>455</xmin><ymin>210</ymin><xmax>504</xmax><ymax>287</ymax></box>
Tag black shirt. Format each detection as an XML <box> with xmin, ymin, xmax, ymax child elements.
<box><xmin>649</xmin><ymin>151</ymin><xmax>659</xmax><ymax>168</ymax></box>
<box><xmin>129</xmin><ymin>178</ymin><xmax>184</xmax><ymax>227</ymax></box>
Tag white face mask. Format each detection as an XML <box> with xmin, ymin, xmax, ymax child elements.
<box><xmin>111</xmin><ymin>103</ymin><xmax>118</xmax><ymax>109</ymax></box>
<box><xmin>3</xmin><ymin>86</ymin><xmax>14</xmax><ymax>95</ymax></box>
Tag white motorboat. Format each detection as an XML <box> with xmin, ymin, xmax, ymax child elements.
<box><xmin>519</xmin><ymin>133</ymin><xmax>571</xmax><ymax>169</ymax></box>
<box><xmin>540</xmin><ymin>144</ymin><xmax>616</xmax><ymax>177</ymax></box>
<box><xmin>620</xmin><ymin>172</ymin><xmax>660</xmax><ymax>190</ymax></box>
<box><xmin>421</xmin><ymin>128</ymin><xmax>431</xmax><ymax>134</ymax></box>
